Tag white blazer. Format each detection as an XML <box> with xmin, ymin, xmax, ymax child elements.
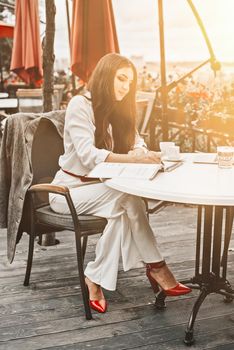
<box><xmin>52</xmin><ymin>93</ymin><xmax>146</xmax><ymax>187</ymax></box>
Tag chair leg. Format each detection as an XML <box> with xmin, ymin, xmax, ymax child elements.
<box><xmin>24</xmin><ymin>234</ymin><xmax>35</xmax><ymax>286</ymax></box>
<box><xmin>74</xmin><ymin>231</ymin><xmax>92</xmax><ymax>320</ymax></box>
<box><xmin>38</xmin><ymin>233</ymin><xmax>42</xmax><ymax>245</ymax></box>
<box><xmin>82</xmin><ymin>236</ymin><xmax>88</xmax><ymax>260</ymax></box>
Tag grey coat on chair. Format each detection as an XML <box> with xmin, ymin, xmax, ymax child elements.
<box><xmin>0</xmin><ymin>110</ymin><xmax>65</xmax><ymax>263</ymax></box>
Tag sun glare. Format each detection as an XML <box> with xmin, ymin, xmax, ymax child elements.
<box><xmin>113</xmin><ymin>0</ymin><xmax>234</xmax><ymax>63</ymax></box>
<box><xmin>195</xmin><ymin>0</ymin><xmax>234</xmax><ymax>62</ymax></box>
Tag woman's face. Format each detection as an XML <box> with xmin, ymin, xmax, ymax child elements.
<box><xmin>114</xmin><ymin>66</ymin><xmax>134</xmax><ymax>101</ymax></box>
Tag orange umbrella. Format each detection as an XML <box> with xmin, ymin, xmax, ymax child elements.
<box><xmin>71</xmin><ymin>0</ymin><xmax>119</xmax><ymax>82</ymax></box>
<box><xmin>10</xmin><ymin>0</ymin><xmax>43</xmax><ymax>86</ymax></box>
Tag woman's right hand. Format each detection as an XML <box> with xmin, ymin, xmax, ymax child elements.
<box><xmin>132</xmin><ymin>151</ymin><xmax>161</xmax><ymax>164</ymax></box>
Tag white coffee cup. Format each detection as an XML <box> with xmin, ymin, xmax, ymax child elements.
<box><xmin>159</xmin><ymin>142</ymin><xmax>175</xmax><ymax>159</ymax></box>
<box><xmin>167</xmin><ymin>145</ymin><xmax>180</xmax><ymax>160</ymax></box>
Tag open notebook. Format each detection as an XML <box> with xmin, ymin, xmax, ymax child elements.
<box><xmin>87</xmin><ymin>161</ymin><xmax>183</xmax><ymax>181</ymax></box>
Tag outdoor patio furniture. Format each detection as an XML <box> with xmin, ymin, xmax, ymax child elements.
<box><xmin>136</xmin><ymin>91</ymin><xmax>167</xmax><ymax>214</ymax></box>
<box><xmin>16</xmin><ymin>89</ymin><xmax>43</xmax><ymax>113</ymax></box>
<box><xmin>0</xmin><ymin>92</ymin><xmax>9</xmax><ymax>98</ymax></box>
<box><xmin>106</xmin><ymin>155</ymin><xmax>234</xmax><ymax>345</ymax></box>
<box><xmin>6</xmin><ymin>82</ymin><xmax>28</xmax><ymax>98</ymax></box>
<box><xmin>24</xmin><ymin>117</ymin><xmax>107</xmax><ymax>320</ymax></box>
<box><xmin>16</xmin><ymin>88</ymin><xmax>63</xmax><ymax>113</ymax></box>
<box><xmin>0</xmin><ymin>97</ymin><xmax>18</xmax><ymax>114</ymax></box>
<box><xmin>136</xmin><ymin>91</ymin><xmax>155</xmax><ymax>137</ymax></box>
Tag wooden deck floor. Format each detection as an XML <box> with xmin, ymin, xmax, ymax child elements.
<box><xmin>0</xmin><ymin>204</ymin><xmax>234</xmax><ymax>350</ymax></box>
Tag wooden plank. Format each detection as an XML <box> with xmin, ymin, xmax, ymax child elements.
<box><xmin>42</xmin><ymin>325</ymin><xmax>234</xmax><ymax>350</ymax></box>
<box><xmin>0</xmin><ymin>292</ymin><xmax>233</xmax><ymax>338</ymax></box>
<box><xmin>0</xmin><ymin>310</ymin><xmax>233</xmax><ymax>349</ymax></box>
<box><xmin>0</xmin><ymin>204</ymin><xmax>233</xmax><ymax>350</ymax></box>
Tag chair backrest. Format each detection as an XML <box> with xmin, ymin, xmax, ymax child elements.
<box><xmin>31</xmin><ymin>118</ymin><xmax>64</xmax><ymax>206</ymax></box>
<box><xmin>136</xmin><ymin>91</ymin><xmax>186</xmax><ymax>133</ymax></box>
<box><xmin>136</xmin><ymin>91</ymin><xmax>156</xmax><ymax>135</ymax></box>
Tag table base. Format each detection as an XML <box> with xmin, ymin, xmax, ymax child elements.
<box><xmin>154</xmin><ymin>205</ymin><xmax>234</xmax><ymax>346</ymax></box>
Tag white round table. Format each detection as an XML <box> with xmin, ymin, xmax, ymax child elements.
<box><xmin>105</xmin><ymin>154</ymin><xmax>234</xmax><ymax>345</ymax></box>
<box><xmin>105</xmin><ymin>155</ymin><xmax>234</xmax><ymax>206</ymax></box>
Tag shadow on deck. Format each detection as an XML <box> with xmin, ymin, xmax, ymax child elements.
<box><xmin>0</xmin><ymin>204</ymin><xmax>233</xmax><ymax>349</ymax></box>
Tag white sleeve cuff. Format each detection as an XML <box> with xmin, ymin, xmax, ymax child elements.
<box><xmin>94</xmin><ymin>149</ymin><xmax>111</xmax><ymax>165</ymax></box>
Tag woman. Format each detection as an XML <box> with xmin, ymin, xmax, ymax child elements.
<box><xmin>49</xmin><ymin>53</ymin><xmax>191</xmax><ymax>314</ymax></box>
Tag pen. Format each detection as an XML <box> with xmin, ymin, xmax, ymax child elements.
<box><xmin>161</xmin><ymin>161</ymin><xmax>183</xmax><ymax>172</ymax></box>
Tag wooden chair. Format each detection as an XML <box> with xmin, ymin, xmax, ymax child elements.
<box><xmin>136</xmin><ymin>91</ymin><xmax>167</xmax><ymax>215</ymax></box>
<box><xmin>136</xmin><ymin>91</ymin><xmax>155</xmax><ymax>137</ymax></box>
<box><xmin>24</xmin><ymin>118</ymin><xmax>107</xmax><ymax>320</ymax></box>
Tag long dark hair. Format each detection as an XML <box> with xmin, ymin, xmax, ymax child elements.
<box><xmin>87</xmin><ymin>53</ymin><xmax>137</xmax><ymax>154</ymax></box>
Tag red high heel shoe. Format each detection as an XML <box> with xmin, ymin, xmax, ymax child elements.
<box><xmin>89</xmin><ymin>298</ymin><xmax>107</xmax><ymax>313</ymax></box>
<box><xmin>85</xmin><ymin>279</ymin><xmax>107</xmax><ymax>313</ymax></box>
<box><xmin>146</xmin><ymin>261</ymin><xmax>192</xmax><ymax>296</ymax></box>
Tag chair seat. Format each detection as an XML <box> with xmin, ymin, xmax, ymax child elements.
<box><xmin>36</xmin><ymin>205</ymin><xmax>107</xmax><ymax>233</ymax></box>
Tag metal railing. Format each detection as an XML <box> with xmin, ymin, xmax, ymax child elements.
<box><xmin>146</xmin><ymin>117</ymin><xmax>234</xmax><ymax>153</ymax></box>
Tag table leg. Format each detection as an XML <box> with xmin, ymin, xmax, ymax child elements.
<box><xmin>182</xmin><ymin>205</ymin><xmax>234</xmax><ymax>346</ymax></box>
<box><xmin>184</xmin><ymin>287</ymin><xmax>208</xmax><ymax>345</ymax></box>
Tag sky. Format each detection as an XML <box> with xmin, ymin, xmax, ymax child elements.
<box><xmin>50</xmin><ymin>0</ymin><xmax>234</xmax><ymax>64</ymax></box>
<box><xmin>112</xmin><ymin>0</ymin><xmax>234</xmax><ymax>62</ymax></box>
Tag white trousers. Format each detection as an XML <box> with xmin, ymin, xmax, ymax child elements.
<box><xmin>50</xmin><ymin>182</ymin><xmax>163</xmax><ymax>290</ymax></box>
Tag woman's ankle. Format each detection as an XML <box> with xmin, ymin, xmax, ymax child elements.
<box><xmin>149</xmin><ymin>264</ymin><xmax>177</xmax><ymax>290</ymax></box>
<box><xmin>85</xmin><ymin>276</ymin><xmax>98</xmax><ymax>287</ymax></box>
<box><xmin>85</xmin><ymin>277</ymin><xmax>104</xmax><ymax>300</ymax></box>
<box><xmin>146</xmin><ymin>260</ymin><xmax>166</xmax><ymax>270</ymax></box>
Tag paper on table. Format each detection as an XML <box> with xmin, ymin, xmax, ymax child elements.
<box><xmin>193</xmin><ymin>153</ymin><xmax>217</xmax><ymax>164</ymax></box>
<box><xmin>87</xmin><ymin>162</ymin><xmax>162</xmax><ymax>180</ymax></box>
